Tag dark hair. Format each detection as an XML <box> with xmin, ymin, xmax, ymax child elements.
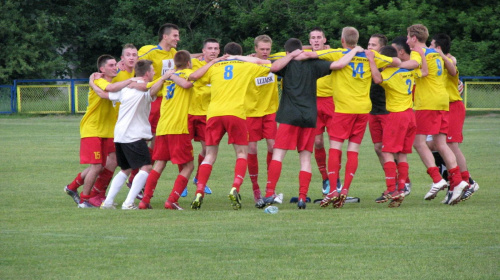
<box><xmin>432</xmin><ymin>33</ymin><xmax>451</xmax><ymax>54</ymax></box>
<box><xmin>203</xmin><ymin>38</ymin><xmax>219</xmax><ymax>48</ymax></box>
<box><xmin>224</xmin><ymin>42</ymin><xmax>243</xmax><ymax>55</ymax></box>
<box><xmin>96</xmin><ymin>54</ymin><xmax>115</xmax><ymax>72</ymax></box>
<box><xmin>158</xmin><ymin>23</ymin><xmax>179</xmax><ymax>42</ymax></box>
<box><xmin>309</xmin><ymin>27</ymin><xmax>325</xmax><ymax>37</ymax></box>
<box><xmin>371</xmin><ymin>33</ymin><xmax>388</xmax><ymax>47</ymax></box>
<box><xmin>284</xmin><ymin>38</ymin><xmax>302</xmax><ymax>53</ymax></box>
<box><xmin>392</xmin><ymin>36</ymin><xmax>411</xmax><ymax>55</ymax></box>
<box><xmin>135</xmin><ymin>60</ymin><xmax>153</xmax><ymax>77</ymax></box>
<box><xmin>174</xmin><ymin>50</ymin><xmax>191</xmax><ymax>68</ymax></box>
<box><xmin>380</xmin><ymin>46</ymin><xmax>398</xmax><ymax>58</ymax></box>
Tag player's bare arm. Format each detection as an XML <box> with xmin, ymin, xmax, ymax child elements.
<box><xmin>330</xmin><ymin>46</ymin><xmax>364</xmax><ymax>70</ymax></box>
<box><xmin>189</xmin><ymin>54</ymin><xmax>229</xmax><ymax>81</ymax></box>
<box><xmin>229</xmin><ymin>55</ymin><xmax>271</xmax><ymax>64</ymax></box>
<box><xmin>437</xmin><ymin>48</ymin><xmax>457</xmax><ymax>76</ymax></box>
<box><xmin>365</xmin><ymin>50</ymin><xmax>383</xmax><ymax>84</ymax></box>
<box><xmin>88</xmin><ymin>73</ymin><xmax>109</xmax><ymax>99</ymax></box>
<box><xmin>149</xmin><ymin>70</ymin><xmax>174</xmax><ymax>96</ymax></box>
<box><xmin>270</xmin><ymin>49</ymin><xmax>303</xmax><ymax>72</ymax></box>
<box><xmin>170</xmin><ymin>73</ymin><xmax>194</xmax><ymax>89</ymax></box>
<box><xmin>412</xmin><ymin>47</ymin><xmax>428</xmax><ymax>77</ymax></box>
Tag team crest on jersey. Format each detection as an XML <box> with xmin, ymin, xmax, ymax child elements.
<box><xmin>255</xmin><ymin>73</ymin><xmax>275</xmax><ymax>86</ymax></box>
<box><xmin>162</xmin><ymin>59</ymin><xmax>175</xmax><ymax>75</ymax></box>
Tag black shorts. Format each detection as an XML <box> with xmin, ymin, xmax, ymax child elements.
<box><xmin>115</xmin><ymin>140</ymin><xmax>152</xmax><ymax>170</ymax></box>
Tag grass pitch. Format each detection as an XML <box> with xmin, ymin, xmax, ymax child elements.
<box><xmin>1</xmin><ymin>114</ymin><xmax>499</xmax><ymax>279</ymax></box>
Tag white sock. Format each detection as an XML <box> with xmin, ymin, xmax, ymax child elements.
<box><xmin>103</xmin><ymin>171</ymin><xmax>127</xmax><ymax>206</ymax></box>
<box><xmin>123</xmin><ymin>170</ymin><xmax>148</xmax><ymax>205</ymax></box>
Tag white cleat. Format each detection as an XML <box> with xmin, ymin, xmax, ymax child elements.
<box><xmin>424</xmin><ymin>179</ymin><xmax>448</xmax><ymax>200</ymax></box>
<box><xmin>449</xmin><ymin>181</ymin><xmax>469</xmax><ymax>205</ymax></box>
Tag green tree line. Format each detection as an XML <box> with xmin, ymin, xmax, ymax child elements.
<box><xmin>1</xmin><ymin>0</ymin><xmax>499</xmax><ymax>84</ymax></box>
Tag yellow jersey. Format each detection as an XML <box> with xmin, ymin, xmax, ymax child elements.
<box><xmin>379</xmin><ymin>68</ymin><xmax>415</xmax><ymax>112</ymax></box>
<box><xmin>80</xmin><ymin>78</ymin><xmax>117</xmax><ymax>138</ymax></box>
<box><xmin>188</xmin><ymin>58</ymin><xmax>211</xmax><ymax>116</ymax></box>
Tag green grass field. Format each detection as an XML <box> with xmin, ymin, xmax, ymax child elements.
<box><xmin>1</xmin><ymin>114</ymin><xmax>499</xmax><ymax>279</ymax></box>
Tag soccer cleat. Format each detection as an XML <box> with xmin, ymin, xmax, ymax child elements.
<box><xmin>375</xmin><ymin>190</ymin><xmax>399</xmax><ymax>204</ymax></box>
<box><xmin>441</xmin><ymin>190</ymin><xmax>453</xmax><ymax>204</ymax></box>
<box><xmin>77</xmin><ymin>201</ymin><xmax>95</xmax><ymax>208</ymax></box>
<box><xmin>320</xmin><ymin>190</ymin><xmax>339</xmax><ymax>207</ymax></box>
<box><xmin>424</xmin><ymin>179</ymin><xmax>448</xmax><ymax>200</ymax></box>
<box><xmin>138</xmin><ymin>201</ymin><xmax>153</xmax><ymax>209</ymax></box>
<box><xmin>64</xmin><ymin>186</ymin><xmax>80</xmax><ymax>204</ymax></box>
<box><xmin>191</xmin><ymin>193</ymin><xmax>203</xmax><ymax>210</ymax></box>
<box><xmin>322</xmin><ymin>179</ymin><xmax>330</xmax><ymax>195</ymax></box>
<box><xmin>274</xmin><ymin>193</ymin><xmax>284</xmax><ymax>204</ymax></box>
<box><xmin>121</xmin><ymin>203</ymin><xmax>138</xmax><ymax>210</ymax></box>
<box><xmin>297</xmin><ymin>198</ymin><xmax>306</xmax><ymax>209</ymax></box>
<box><xmin>165</xmin><ymin>200</ymin><xmax>184</xmax><ymax>210</ymax></box>
<box><xmin>180</xmin><ymin>187</ymin><xmax>188</xmax><ymax>197</ymax></box>
<box><xmin>388</xmin><ymin>192</ymin><xmax>405</xmax><ymax>208</ymax></box>
<box><xmin>262</xmin><ymin>195</ymin><xmax>276</xmax><ymax>205</ymax></box>
<box><xmin>461</xmin><ymin>181</ymin><xmax>479</xmax><ymax>201</ymax></box>
<box><xmin>100</xmin><ymin>202</ymin><xmax>116</xmax><ymax>209</ymax></box>
<box><xmin>333</xmin><ymin>188</ymin><xmax>349</xmax><ymax>208</ymax></box>
<box><xmin>404</xmin><ymin>182</ymin><xmax>412</xmax><ymax>197</ymax></box>
<box><xmin>449</xmin><ymin>181</ymin><xmax>469</xmax><ymax>205</ymax></box>
<box><xmin>336</xmin><ymin>178</ymin><xmax>343</xmax><ymax>193</ymax></box>
<box><xmin>193</xmin><ymin>177</ymin><xmax>212</xmax><ymax>195</ymax></box>
<box><xmin>228</xmin><ymin>187</ymin><xmax>242</xmax><ymax>210</ymax></box>
<box><xmin>255</xmin><ymin>198</ymin><xmax>265</xmax><ymax>209</ymax></box>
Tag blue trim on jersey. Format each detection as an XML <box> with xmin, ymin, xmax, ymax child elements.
<box><xmin>424</xmin><ymin>47</ymin><xmax>438</xmax><ymax>56</ymax></box>
<box><xmin>138</xmin><ymin>45</ymin><xmax>163</xmax><ymax>58</ymax></box>
<box><xmin>383</xmin><ymin>68</ymin><xmax>411</xmax><ymax>82</ymax></box>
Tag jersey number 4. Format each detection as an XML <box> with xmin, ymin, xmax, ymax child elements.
<box><xmin>349</xmin><ymin>62</ymin><xmax>364</xmax><ymax>78</ymax></box>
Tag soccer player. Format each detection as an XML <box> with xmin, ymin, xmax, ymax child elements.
<box><xmin>366</xmin><ymin>46</ymin><xmax>419</xmax><ymax>207</ymax></box>
<box><xmin>401</xmin><ymin>24</ymin><xmax>468</xmax><ymax>205</ymax></box>
<box><xmin>181</xmin><ymin>38</ymin><xmax>221</xmax><ymax>197</ymax></box>
<box><xmin>64</xmin><ymin>55</ymin><xmax>137</xmax><ymax>208</ymax></box>
<box><xmin>310</xmin><ymin>27</ymin><xmax>400</xmax><ymax>208</ymax></box>
<box><xmin>98</xmin><ymin>59</ymin><xmax>158</xmax><ymax>209</ymax></box>
<box><xmin>308</xmin><ymin>27</ymin><xmax>341</xmax><ymax>195</ymax></box>
<box><xmin>261</xmin><ymin>38</ymin><xmax>363</xmax><ymax>209</ymax></box>
<box><xmin>245</xmin><ymin>35</ymin><xmax>280</xmax><ymax>206</ymax></box>
<box><xmin>138</xmin><ymin>51</ymin><xmax>228</xmax><ymax>210</ymax></box>
<box><xmin>429</xmin><ymin>33</ymin><xmax>479</xmax><ymax>202</ymax></box>
<box><xmin>188</xmin><ymin>42</ymin><xmax>271</xmax><ymax>210</ymax></box>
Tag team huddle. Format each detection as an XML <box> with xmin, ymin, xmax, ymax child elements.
<box><xmin>64</xmin><ymin>22</ymin><xmax>479</xmax><ymax>210</ymax></box>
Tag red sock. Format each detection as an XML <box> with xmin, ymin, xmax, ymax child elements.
<box><xmin>265</xmin><ymin>160</ymin><xmax>282</xmax><ymax>197</ymax></box>
<box><xmin>298</xmin><ymin>171</ymin><xmax>312</xmax><ymax>201</ymax></box>
<box><xmin>448</xmin><ymin>166</ymin><xmax>462</xmax><ymax>188</ymax></box>
<box><xmin>383</xmin><ymin>161</ymin><xmax>397</xmax><ymax>192</ymax></box>
<box><xmin>397</xmin><ymin>162</ymin><xmax>409</xmax><ymax>191</ymax></box>
<box><xmin>327</xmin><ymin>149</ymin><xmax>342</xmax><ymax>192</ymax></box>
<box><xmin>343</xmin><ymin>151</ymin><xmax>359</xmax><ymax>191</ymax></box>
<box><xmin>315</xmin><ymin>148</ymin><xmax>328</xmax><ymax>180</ymax></box>
<box><xmin>79</xmin><ymin>193</ymin><xmax>91</xmax><ymax>203</ymax></box>
<box><xmin>196</xmin><ymin>163</ymin><xmax>212</xmax><ymax>195</ymax></box>
<box><xmin>427</xmin><ymin>167</ymin><xmax>443</xmax><ymax>183</ymax></box>
<box><xmin>90</xmin><ymin>168</ymin><xmax>114</xmax><ymax>197</ymax></box>
<box><xmin>128</xmin><ymin>168</ymin><xmax>139</xmax><ymax>184</ymax></box>
<box><xmin>247</xmin><ymin>153</ymin><xmax>260</xmax><ymax>191</ymax></box>
<box><xmin>168</xmin><ymin>175</ymin><xmax>188</xmax><ymax>203</ymax></box>
<box><xmin>461</xmin><ymin>170</ymin><xmax>470</xmax><ymax>182</ymax></box>
<box><xmin>266</xmin><ymin>151</ymin><xmax>273</xmax><ymax>170</ymax></box>
<box><xmin>68</xmin><ymin>173</ymin><xmax>83</xmax><ymax>191</ymax></box>
<box><xmin>195</xmin><ymin>154</ymin><xmax>205</xmax><ymax>179</ymax></box>
<box><xmin>233</xmin><ymin>158</ymin><xmax>247</xmax><ymax>191</ymax></box>
<box><xmin>142</xmin><ymin>170</ymin><xmax>160</xmax><ymax>204</ymax></box>
<box><xmin>406</xmin><ymin>176</ymin><xmax>411</xmax><ymax>184</ymax></box>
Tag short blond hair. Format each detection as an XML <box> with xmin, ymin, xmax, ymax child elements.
<box><xmin>254</xmin><ymin>35</ymin><xmax>272</xmax><ymax>47</ymax></box>
<box><xmin>341</xmin><ymin>27</ymin><xmax>359</xmax><ymax>47</ymax></box>
<box><xmin>407</xmin><ymin>24</ymin><xmax>429</xmax><ymax>43</ymax></box>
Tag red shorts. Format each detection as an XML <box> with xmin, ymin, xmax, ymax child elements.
<box><xmin>206</xmin><ymin>116</ymin><xmax>248</xmax><ymax>146</ymax></box>
<box><xmin>382</xmin><ymin>109</ymin><xmax>416</xmax><ymax>154</ymax></box>
<box><xmin>316</xmin><ymin>97</ymin><xmax>335</xmax><ymax>135</ymax></box>
<box><xmin>80</xmin><ymin>137</ymin><xmax>114</xmax><ymax>165</ymax></box>
<box><xmin>368</xmin><ymin>114</ymin><xmax>388</xmax><ymax>144</ymax></box>
<box><xmin>149</xmin><ymin>98</ymin><xmax>162</xmax><ymax>134</ymax></box>
<box><xmin>153</xmin><ymin>134</ymin><xmax>193</xmax><ymax>164</ymax></box>
<box><xmin>328</xmin><ymin>113</ymin><xmax>369</xmax><ymax>144</ymax></box>
<box><xmin>188</xmin><ymin>114</ymin><xmax>207</xmax><ymax>142</ymax></box>
<box><xmin>246</xmin><ymin>113</ymin><xmax>277</xmax><ymax>142</ymax></box>
<box><xmin>274</xmin><ymin>123</ymin><xmax>316</xmax><ymax>152</ymax></box>
<box><xmin>415</xmin><ymin>110</ymin><xmax>449</xmax><ymax>135</ymax></box>
<box><xmin>447</xmin><ymin>101</ymin><xmax>465</xmax><ymax>143</ymax></box>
